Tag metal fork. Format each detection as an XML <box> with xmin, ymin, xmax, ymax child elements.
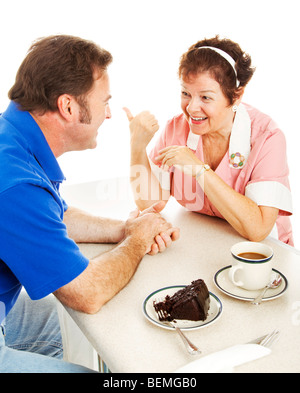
<box><xmin>250</xmin><ymin>329</ymin><xmax>280</xmax><ymax>348</ymax></box>
<box><xmin>154</xmin><ymin>299</ymin><xmax>201</xmax><ymax>355</ymax></box>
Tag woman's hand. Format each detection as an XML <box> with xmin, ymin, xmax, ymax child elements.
<box><xmin>155</xmin><ymin>145</ymin><xmax>204</xmax><ymax>177</ymax></box>
<box><xmin>140</xmin><ymin>201</ymin><xmax>180</xmax><ymax>255</ymax></box>
<box><xmin>126</xmin><ymin>201</ymin><xmax>180</xmax><ymax>255</ymax></box>
<box><xmin>123</xmin><ymin>107</ymin><xmax>159</xmax><ymax>147</ymax></box>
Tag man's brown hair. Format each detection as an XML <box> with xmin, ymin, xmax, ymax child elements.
<box><xmin>8</xmin><ymin>35</ymin><xmax>113</xmax><ymax>113</ymax></box>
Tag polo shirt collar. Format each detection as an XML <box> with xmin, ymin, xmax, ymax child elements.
<box><xmin>186</xmin><ymin>103</ymin><xmax>251</xmax><ymax>169</ymax></box>
<box><xmin>3</xmin><ymin>101</ymin><xmax>65</xmax><ymax>183</ymax></box>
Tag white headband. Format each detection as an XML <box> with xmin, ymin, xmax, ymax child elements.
<box><xmin>198</xmin><ymin>46</ymin><xmax>240</xmax><ymax>87</ymax></box>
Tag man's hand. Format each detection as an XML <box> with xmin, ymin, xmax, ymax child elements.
<box><xmin>126</xmin><ymin>201</ymin><xmax>180</xmax><ymax>255</ymax></box>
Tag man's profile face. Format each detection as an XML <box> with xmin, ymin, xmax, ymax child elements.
<box><xmin>73</xmin><ymin>71</ymin><xmax>112</xmax><ymax>150</ymax></box>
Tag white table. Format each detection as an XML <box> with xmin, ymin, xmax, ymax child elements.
<box><xmin>60</xmin><ymin>179</ymin><xmax>300</xmax><ymax>373</ymax></box>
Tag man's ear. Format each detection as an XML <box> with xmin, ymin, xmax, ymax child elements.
<box><xmin>57</xmin><ymin>94</ymin><xmax>74</xmax><ymax>121</ymax></box>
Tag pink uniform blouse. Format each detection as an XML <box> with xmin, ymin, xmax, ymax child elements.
<box><xmin>149</xmin><ymin>103</ymin><xmax>293</xmax><ymax>245</ymax></box>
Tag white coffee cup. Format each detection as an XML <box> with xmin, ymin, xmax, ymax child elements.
<box><xmin>228</xmin><ymin>241</ymin><xmax>274</xmax><ymax>291</ymax></box>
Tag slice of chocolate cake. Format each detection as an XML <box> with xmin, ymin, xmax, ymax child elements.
<box><xmin>153</xmin><ymin>279</ymin><xmax>210</xmax><ymax>322</ymax></box>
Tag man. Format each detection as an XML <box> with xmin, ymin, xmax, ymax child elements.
<box><xmin>0</xmin><ymin>35</ymin><xmax>179</xmax><ymax>372</ymax></box>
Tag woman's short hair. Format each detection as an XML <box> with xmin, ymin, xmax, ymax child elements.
<box><xmin>8</xmin><ymin>35</ymin><xmax>113</xmax><ymax>113</ymax></box>
<box><xmin>179</xmin><ymin>35</ymin><xmax>255</xmax><ymax>104</ymax></box>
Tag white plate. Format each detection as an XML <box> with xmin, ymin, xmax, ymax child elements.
<box><xmin>214</xmin><ymin>266</ymin><xmax>288</xmax><ymax>302</ymax></box>
<box><xmin>142</xmin><ymin>285</ymin><xmax>222</xmax><ymax>331</ymax></box>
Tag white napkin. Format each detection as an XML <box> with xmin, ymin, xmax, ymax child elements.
<box><xmin>175</xmin><ymin>344</ymin><xmax>271</xmax><ymax>373</ymax></box>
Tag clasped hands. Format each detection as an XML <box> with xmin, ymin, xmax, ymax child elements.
<box><xmin>127</xmin><ymin>201</ymin><xmax>180</xmax><ymax>255</ymax></box>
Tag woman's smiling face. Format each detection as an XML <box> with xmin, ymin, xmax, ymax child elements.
<box><xmin>180</xmin><ymin>71</ymin><xmax>237</xmax><ymax>137</ymax></box>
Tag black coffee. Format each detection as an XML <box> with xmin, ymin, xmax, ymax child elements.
<box><xmin>238</xmin><ymin>252</ymin><xmax>267</xmax><ymax>260</ymax></box>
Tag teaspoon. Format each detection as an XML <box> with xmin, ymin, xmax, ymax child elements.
<box><xmin>251</xmin><ymin>274</ymin><xmax>282</xmax><ymax>305</ymax></box>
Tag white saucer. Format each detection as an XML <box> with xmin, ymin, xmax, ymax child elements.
<box><xmin>214</xmin><ymin>266</ymin><xmax>288</xmax><ymax>302</ymax></box>
<box><xmin>142</xmin><ymin>285</ymin><xmax>222</xmax><ymax>331</ymax></box>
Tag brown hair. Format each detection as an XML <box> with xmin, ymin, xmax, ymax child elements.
<box><xmin>8</xmin><ymin>35</ymin><xmax>113</xmax><ymax>113</ymax></box>
<box><xmin>179</xmin><ymin>36</ymin><xmax>255</xmax><ymax>104</ymax></box>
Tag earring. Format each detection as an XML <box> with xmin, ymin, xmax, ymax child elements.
<box><xmin>232</xmin><ymin>105</ymin><xmax>238</xmax><ymax>113</ymax></box>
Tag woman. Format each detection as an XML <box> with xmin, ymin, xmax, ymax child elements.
<box><xmin>125</xmin><ymin>36</ymin><xmax>293</xmax><ymax>245</ymax></box>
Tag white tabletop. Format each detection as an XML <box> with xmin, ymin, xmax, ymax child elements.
<box><xmin>61</xmin><ymin>179</ymin><xmax>300</xmax><ymax>373</ymax></box>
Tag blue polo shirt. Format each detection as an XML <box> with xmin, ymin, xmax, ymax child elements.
<box><xmin>0</xmin><ymin>102</ymin><xmax>89</xmax><ymax>323</ymax></box>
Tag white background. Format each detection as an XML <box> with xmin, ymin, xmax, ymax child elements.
<box><xmin>1</xmin><ymin>0</ymin><xmax>299</xmax><ymax>246</ymax></box>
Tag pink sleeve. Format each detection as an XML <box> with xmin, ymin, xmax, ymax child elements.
<box><xmin>250</xmin><ymin>128</ymin><xmax>289</xmax><ymax>185</ymax></box>
<box><xmin>245</xmin><ymin>127</ymin><xmax>293</xmax><ymax>215</ymax></box>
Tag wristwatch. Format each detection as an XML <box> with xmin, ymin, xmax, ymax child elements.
<box><xmin>195</xmin><ymin>164</ymin><xmax>210</xmax><ymax>181</ymax></box>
